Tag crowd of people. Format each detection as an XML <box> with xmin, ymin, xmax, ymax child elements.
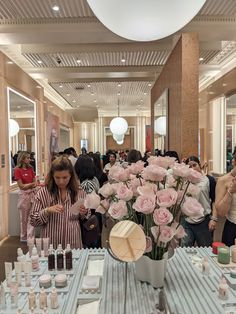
<box><xmin>13</xmin><ymin>146</ymin><xmax>236</xmax><ymax>250</ymax></box>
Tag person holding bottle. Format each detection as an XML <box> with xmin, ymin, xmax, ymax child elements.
<box><xmin>30</xmin><ymin>156</ymin><xmax>88</xmax><ymax>249</ymax></box>
<box><xmin>14</xmin><ymin>151</ymin><xmax>37</xmax><ymax>242</ymax></box>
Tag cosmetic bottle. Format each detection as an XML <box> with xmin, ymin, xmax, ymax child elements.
<box><xmin>28</xmin><ymin>287</ymin><xmax>36</xmax><ymax>309</ymax></box>
<box><xmin>65</xmin><ymin>244</ymin><xmax>73</xmax><ymax>270</ymax></box>
<box><xmin>43</xmin><ymin>238</ymin><xmax>49</xmax><ymax>257</ymax></box>
<box><xmin>10</xmin><ymin>282</ymin><xmax>18</xmax><ymax>308</ymax></box>
<box><xmin>35</xmin><ymin>238</ymin><xmax>42</xmax><ymax>257</ymax></box>
<box><xmin>0</xmin><ymin>282</ymin><xmax>6</xmax><ymax>310</ymax></box>
<box><xmin>218</xmin><ymin>277</ymin><xmax>229</xmax><ymax>300</ymax></box>
<box><xmin>56</xmin><ymin>244</ymin><xmax>64</xmax><ymax>270</ymax></box>
<box><xmin>23</xmin><ymin>262</ymin><xmax>32</xmax><ymax>287</ymax></box>
<box><xmin>31</xmin><ymin>246</ymin><xmax>39</xmax><ymax>271</ymax></box>
<box><xmin>39</xmin><ymin>287</ymin><xmax>47</xmax><ymax>309</ymax></box>
<box><xmin>27</xmin><ymin>237</ymin><xmax>35</xmax><ymax>257</ymax></box>
<box><xmin>50</xmin><ymin>288</ymin><xmax>59</xmax><ymax>309</ymax></box>
<box><xmin>202</xmin><ymin>257</ymin><xmax>210</xmax><ymax>275</ymax></box>
<box><xmin>4</xmin><ymin>262</ymin><xmax>12</xmax><ymax>287</ymax></box>
<box><xmin>17</xmin><ymin>248</ymin><xmax>26</xmax><ymax>267</ymax></box>
<box><xmin>14</xmin><ymin>262</ymin><xmax>22</xmax><ymax>286</ymax></box>
<box><xmin>48</xmin><ymin>244</ymin><xmax>55</xmax><ymax>271</ymax></box>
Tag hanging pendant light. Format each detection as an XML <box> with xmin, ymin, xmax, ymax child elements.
<box><xmin>87</xmin><ymin>0</ymin><xmax>206</xmax><ymax>42</ymax></box>
<box><xmin>154</xmin><ymin>116</ymin><xmax>166</xmax><ymax>136</ymax></box>
<box><xmin>113</xmin><ymin>133</ymin><xmax>124</xmax><ymax>141</ymax></box>
<box><xmin>9</xmin><ymin>118</ymin><xmax>20</xmax><ymax>137</ymax></box>
<box><xmin>110</xmin><ymin>100</ymin><xmax>128</xmax><ymax>135</ymax></box>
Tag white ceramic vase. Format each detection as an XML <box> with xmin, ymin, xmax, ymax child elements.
<box><xmin>135</xmin><ymin>255</ymin><xmax>167</xmax><ymax>288</ymax></box>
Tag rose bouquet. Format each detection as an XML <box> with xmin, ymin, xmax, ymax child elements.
<box><xmin>84</xmin><ymin>156</ymin><xmax>204</xmax><ymax>260</ymax></box>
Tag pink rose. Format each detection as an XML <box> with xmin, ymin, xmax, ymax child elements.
<box><xmin>116</xmin><ymin>183</ymin><xmax>133</xmax><ymax>201</ymax></box>
<box><xmin>145</xmin><ymin>236</ymin><xmax>153</xmax><ymax>253</ymax></box>
<box><xmin>133</xmin><ymin>195</ymin><xmax>156</xmax><ymax>214</ymax></box>
<box><xmin>182</xmin><ymin>197</ymin><xmax>204</xmax><ymax>217</ymax></box>
<box><xmin>96</xmin><ymin>199</ymin><xmax>110</xmax><ymax>214</ymax></box>
<box><xmin>109</xmin><ymin>166</ymin><xmax>130</xmax><ymax>182</ymax></box>
<box><xmin>153</xmin><ymin>208</ymin><xmax>173</xmax><ymax>226</ymax></box>
<box><xmin>129</xmin><ymin>178</ymin><xmax>143</xmax><ymax>196</ymax></box>
<box><xmin>84</xmin><ymin>192</ymin><xmax>101</xmax><ymax>209</ymax></box>
<box><xmin>98</xmin><ymin>183</ymin><xmax>114</xmax><ymax>198</ymax></box>
<box><xmin>187</xmin><ymin>183</ymin><xmax>200</xmax><ymax>196</ymax></box>
<box><xmin>159</xmin><ymin>226</ymin><xmax>176</xmax><ymax>243</ymax></box>
<box><xmin>108</xmin><ymin>200</ymin><xmax>128</xmax><ymax>220</ymax></box>
<box><xmin>166</xmin><ymin>174</ymin><xmax>176</xmax><ymax>187</ymax></box>
<box><xmin>175</xmin><ymin>225</ymin><xmax>187</xmax><ymax>239</ymax></box>
<box><xmin>128</xmin><ymin>160</ymin><xmax>145</xmax><ymax>175</ymax></box>
<box><xmin>148</xmin><ymin>156</ymin><xmax>176</xmax><ymax>169</ymax></box>
<box><xmin>187</xmin><ymin>169</ymin><xmax>202</xmax><ymax>184</ymax></box>
<box><xmin>156</xmin><ymin>188</ymin><xmax>178</xmax><ymax>207</ymax></box>
<box><xmin>142</xmin><ymin>165</ymin><xmax>167</xmax><ymax>182</ymax></box>
<box><xmin>171</xmin><ymin>163</ymin><xmax>190</xmax><ymax>178</ymax></box>
<box><xmin>137</xmin><ymin>185</ymin><xmax>156</xmax><ymax>197</ymax></box>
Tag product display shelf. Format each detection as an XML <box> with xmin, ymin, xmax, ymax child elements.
<box><xmin>165</xmin><ymin>247</ymin><xmax>236</xmax><ymax>314</ymax></box>
<box><xmin>1</xmin><ymin>251</ymin><xmax>83</xmax><ymax>314</ymax></box>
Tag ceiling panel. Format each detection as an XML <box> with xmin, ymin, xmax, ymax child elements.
<box><xmin>200</xmin><ymin>0</ymin><xmax>236</xmax><ymax>16</ymax></box>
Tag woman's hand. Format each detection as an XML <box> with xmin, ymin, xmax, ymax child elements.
<box><xmin>208</xmin><ymin>219</ymin><xmax>217</xmax><ymax>231</ymax></box>
<box><xmin>79</xmin><ymin>205</ymin><xmax>88</xmax><ymax>217</ymax></box>
<box><xmin>47</xmin><ymin>204</ymin><xmax>64</xmax><ymax>214</ymax></box>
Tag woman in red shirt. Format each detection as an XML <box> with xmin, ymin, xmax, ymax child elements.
<box><xmin>14</xmin><ymin>151</ymin><xmax>37</xmax><ymax>242</ymax></box>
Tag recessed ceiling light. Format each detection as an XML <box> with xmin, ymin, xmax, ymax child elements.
<box><xmin>7</xmin><ymin>61</ymin><xmax>13</xmax><ymax>64</ymax></box>
<box><xmin>87</xmin><ymin>84</ymin><xmax>91</xmax><ymax>88</ymax></box>
<box><xmin>144</xmin><ymin>92</ymin><xmax>147</xmax><ymax>95</ymax></box>
<box><xmin>117</xmin><ymin>92</ymin><xmax>120</xmax><ymax>96</ymax></box>
<box><xmin>17</xmin><ymin>106</ymin><xmax>21</xmax><ymax>108</ymax></box>
<box><xmin>117</xmin><ymin>83</ymin><xmax>121</xmax><ymax>87</ymax></box>
<box><xmin>121</xmin><ymin>58</ymin><xmax>126</xmax><ymax>63</ymax></box>
<box><xmin>76</xmin><ymin>59</ymin><xmax>81</xmax><ymax>63</ymax></box>
<box><xmin>91</xmin><ymin>92</ymin><xmax>94</xmax><ymax>96</ymax></box>
<box><xmin>49</xmin><ymin>105</ymin><xmax>54</xmax><ymax>108</ymax></box>
<box><xmin>52</xmin><ymin>5</ymin><xmax>60</xmax><ymax>11</ymax></box>
<box><xmin>72</xmin><ymin>100</ymin><xmax>76</xmax><ymax>103</ymax></box>
<box><xmin>208</xmin><ymin>91</ymin><xmax>214</xmax><ymax>95</ymax></box>
<box><xmin>59</xmin><ymin>85</ymin><xmax>63</xmax><ymax>88</ymax></box>
<box><xmin>36</xmin><ymin>85</ymin><xmax>41</xmax><ymax>89</ymax></box>
<box><xmin>140</xmin><ymin>99</ymin><xmax>143</xmax><ymax>102</ymax></box>
<box><xmin>199</xmin><ymin>57</ymin><xmax>204</xmax><ymax>61</ymax></box>
<box><xmin>148</xmin><ymin>83</ymin><xmax>152</xmax><ymax>87</ymax></box>
<box><xmin>222</xmin><ymin>83</ymin><xmax>227</xmax><ymax>87</ymax></box>
<box><xmin>27</xmin><ymin>110</ymin><xmax>31</xmax><ymax>113</ymax></box>
<box><xmin>66</xmin><ymin>93</ymin><xmax>70</xmax><ymax>96</ymax></box>
<box><xmin>43</xmin><ymin>101</ymin><xmax>47</xmax><ymax>104</ymax></box>
<box><xmin>94</xmin><ymin>100</ymin><xmax>97</xmax><ymax>102</ymax></box>
<box><xmin>37</xmin><ymin>60</ymin><xmax>43</xmax><ymax>64</ymax></box>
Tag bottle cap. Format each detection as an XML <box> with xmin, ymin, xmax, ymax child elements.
<box><xmin>66</xmin><ymin>244</ymin><xmax>71</xmax><ymax>250</ymax></box>
<box><xmin>31</xmin><ymin>246</ymin><xmax>38</xmax><ymax>256</ymax></box>
<box><xmin>17</xmin><ymin>248</ymin><xmax>23</xmax><ymax>256</ymax></box>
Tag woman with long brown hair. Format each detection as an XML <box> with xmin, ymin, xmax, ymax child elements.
<box><xmin>14</xmin><ymin>151</ymin><xmax>37</xmax><ymax>242</ymax></box>
<box><xmin>30</xmin><ymin>156</ymin><xmax>88</xmax><ymax>249</ymax></box>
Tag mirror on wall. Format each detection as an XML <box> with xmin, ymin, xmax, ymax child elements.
<box><xmin>59</xmin><ymin>126</ymin><xmax>70</xmax><ymax>151</ymax></box>
<box><xmin>226</xmin><ymin>95</ymin><xmax>236</xmax><ymax>172</ymax></box>
<box><xmin>153</xmin><ymin>88</ymin><xmax>168</xmax><ymax>154</ymax></box>
<box><xmin>7</xmin><ymin>87</ymin><xmax>37</xmax><ymax>185</ymax></box>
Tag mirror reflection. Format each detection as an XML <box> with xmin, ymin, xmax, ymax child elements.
<box><xmin>8</xmin><ymin>87</ymin><xmax>37</xmax><ymax>185</ymax></box>
<box><xmin>225</xmin><ymin>95</ymin><xmax>236</xmax><ymax>172</ymax></box>
<box><xmin>153</xmin><ymin>88</ymin><xmax>168</xmax><ymax>154</ymax></box>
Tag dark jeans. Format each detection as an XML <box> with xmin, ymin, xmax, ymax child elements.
<box><xmin>181</xmin><ymin>216</ymin><xmax>213</xmax><ymax>247</ymax></box>
<box><xmin>222</xmin><ymin>219</ymin><xmax>236</xmax><ymax>246</ymax></box>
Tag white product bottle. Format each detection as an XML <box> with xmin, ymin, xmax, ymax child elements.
<box><xmin>50</xmin><ymin>288</ymin><xmax>59</xmax><ymax>309</ymax></box>
<box><xmin>39</xmin><ymin>287</ymin><xmax>47</xmax><ymax>310</ymax></box>
<box><xmin>31</xmin><ymin>246</ymin><xmax>39</xmax><ymax>271</ymax></box>
<box><xmin>218</xmin><ymin>278</ymin><xmax>229</xmax><ymax>300</ymax></box>
<box><xmin>17</xmin><ymin>248</ymin><xmax>26</xmax><ymax>271</ymax></box>
<box><xmin>202</xmin><ymin>256</ymin><xmax>210</xmax><ymax>275</ymax></box>
<box><xmin>28</xmin><ymin>287</ymin><xmax>36</xmax><ymax>309</ymax></box>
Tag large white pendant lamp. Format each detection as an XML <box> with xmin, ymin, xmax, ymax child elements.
<box><xmin>110</xmin><ymin>100</ymin><xmax>128</xmax><ymax>136</ymax></box>
<box><xmin>87</xmin><ymin>0</ymin><xmax>206</xmax><ymax>42</ymax></box>
<box><xmin>113</xmin><ymin>133</ymin><xmax>124</xmax><ymax>142</ymax></box>
<box><xmin>154</xmin><ymin>116</ymin><xmax>166</xmax><ymax>136</ymax></box>
<box><xmin>9</xmin><ymin>118</ymin><xmax>20</xmax><ymax>137</ymax></box>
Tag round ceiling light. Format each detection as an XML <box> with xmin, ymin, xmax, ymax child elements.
<box><xmin>154</xmin><ymin>116</ymin><xmax>166</xmax><ymax>136</ymax></box>
<box><xmin>9</xmin><ymin>119</ymin><xmax>20</xmax><ymax>137</ymax></box>
<box><xmin>87</xmin><ymin>0</ymin><xmax>206</xmax><ymax>41</ymax></box>
<box><xmin>113</xmin><ymin>133</ymin><xmax>124</xmax><ymax>142</ymax></box>
<box><xmin>110</xmin><ymin>117</ymin><xmax>128</xmax><ymax>135</ymax></box>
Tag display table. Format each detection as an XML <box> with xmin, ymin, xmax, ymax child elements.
<box><xmin>2</xmin><ymin>247</ymin><xmax>236</xmax><ymax>313</ymax></box>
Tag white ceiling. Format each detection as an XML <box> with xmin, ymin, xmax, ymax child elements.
<box><xmin>1</xmin><ymin>0</ymin><xmax>236</xmax><ymax>120</ymax></box>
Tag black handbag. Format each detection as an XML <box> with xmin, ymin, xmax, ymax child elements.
<box><xmin>80</xmin><ymin>214</ymin><xmax>100</xmax><ymax>246</ymax></box>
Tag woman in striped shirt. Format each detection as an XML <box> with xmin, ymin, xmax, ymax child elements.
<box><xmin>30</xmin><ymin>156</ymin><xmax>88</xmax><ymax>249</ymax></box>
